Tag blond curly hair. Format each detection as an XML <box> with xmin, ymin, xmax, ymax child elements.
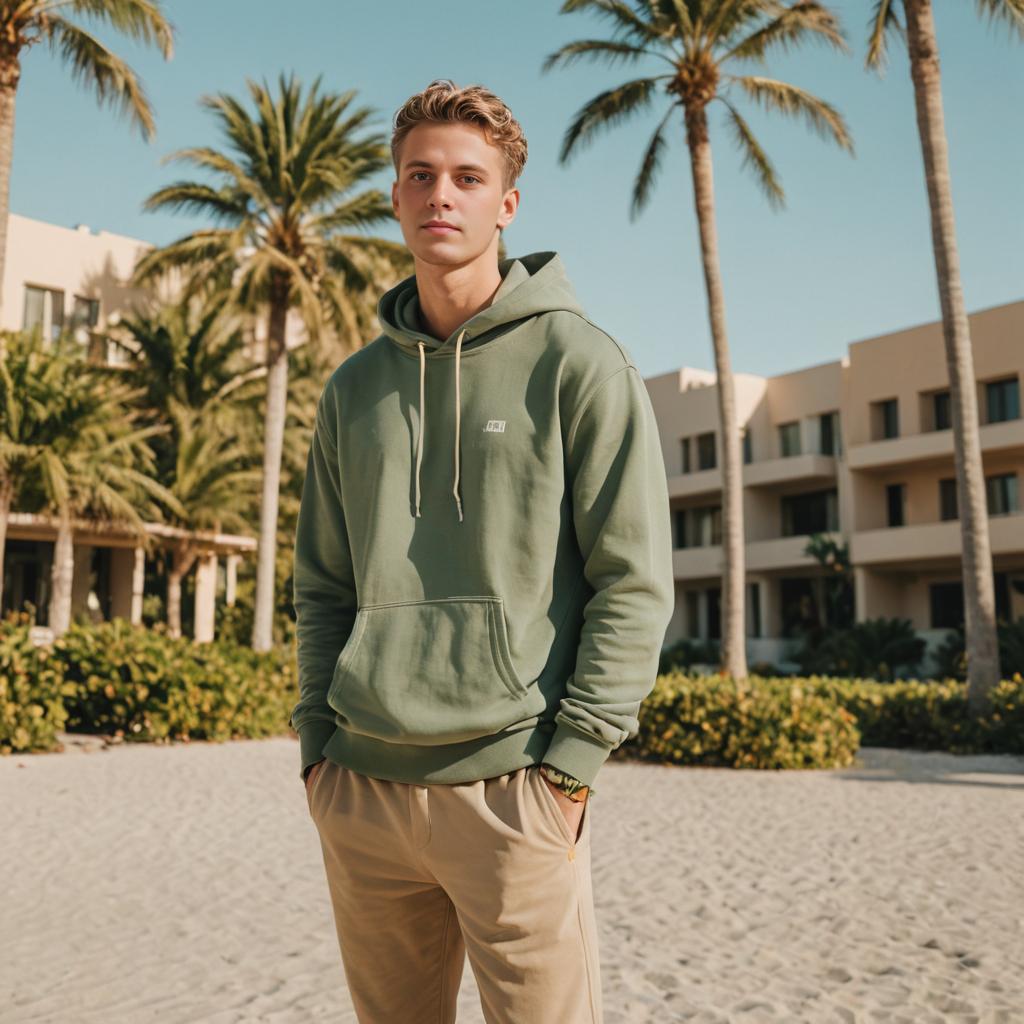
<box><xmin>391</xmin><ymin>79</ymin><xmax>528</xmax><ymax>195</ymax></box>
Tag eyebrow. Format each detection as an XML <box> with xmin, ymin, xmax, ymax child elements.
<box><xmin>405</xmin><ymin>161</ymin><xmax>489</xmax><ymax>175</ymax></box>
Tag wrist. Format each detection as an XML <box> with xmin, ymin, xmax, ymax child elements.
<box><xmin>539</xmin><ymin>762</ymin><xmax>592</xmax><ymax>802</ymax></box>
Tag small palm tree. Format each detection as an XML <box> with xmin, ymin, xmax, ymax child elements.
<box><xmin>132</xmin><ymin>72</ymin><xmax>413</xmax><ymax>651</ymax></box>
<box><xmin>0</xmin><ymin>0</ymin><xmax>174</xmax><ymax>316</ymax></box>
<box><xmin>543</xmin><ymin>0</ymin><xmax>854</xmax><ymax>679</ymax></box>
<box><xmin>159</xmin><ymin>404</ymin><xmax>262</xmax><ymax>638</ymax></box>
<box><xmin>0</xmin><ymin>329</ymin><xmax>50</xmax><ymax>607</ymax></box>
<box><xmin>11</xmin><ymin>332</ymin><xmax>184</xmax><ymax>636</ymax></box>
<box><xmin>113</xmin><ymin>298</ymin><xmax>264</xmax><ymax>636</ymax></box>
<box><xmin>866</xmin><ymin>0</ymin><xmax>1022</xmax><ymax>711</ymax></box>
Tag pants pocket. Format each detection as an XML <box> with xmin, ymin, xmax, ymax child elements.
<box><xmin>326</xmin><ymin>596</ymin><xmax>530</xmax><ymax>746</ymax></box>
<box><xmin>531</xmin><ymin>765</ymin><xmax>589</xmax><ymax>846</ymax></box>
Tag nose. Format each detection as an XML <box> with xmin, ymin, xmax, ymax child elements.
<box><xmin>428</xmin><ymin>178</ymin><xmax>452</xmax><ymax>209</ymax></box>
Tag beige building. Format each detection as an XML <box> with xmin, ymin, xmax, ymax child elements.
<box><xmin>647</xmin><ymin>299</ymin><xmax>1024</xmax><ymax>672</ymax></box>
<box><xmin>1</xmin><ymin>213</ymin><xmax>259</xmax><ymax>641</ymax></box>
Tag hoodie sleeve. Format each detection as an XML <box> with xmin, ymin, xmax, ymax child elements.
<box><xmin>289</xmin><ymin>390</ymin><xmax>356</xmax><ymax>780</ymax></box>
<box><xmin>542</xmin><ymin>363</ymin><xmax>675</xmax><ymax>790</ymax></box>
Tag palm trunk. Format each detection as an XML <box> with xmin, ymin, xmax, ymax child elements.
<box><xmin>251</xmin><ymin>280</ymin><xmax>289</xmax><ymax>651</ymax></box>
<box><xmin>0</xmin><ymin>474</ymin><xmax>12</xmax><ymax>612</ymax></box>
<box><xmin>904</xmin><ymin>0</ymin><xmax>1000</xmax><ymax>712</ymax></box>
<box><xmin>166</xmin><ymin>544</ymin><xmax>197</xmax><ymax>638</ymax></box>
<box><xmin>685</xmin><ymin>108</ymin><xmax>748</xmax><ymax>680</ymax></box>
<box><xmin>0</xmin><ymin>55</ymin><xmax>20</xmax><ymax>321</ymax></box>
<box><xmin>48</xmin><ymin>509</ymin><xmax>74</xmax><ymax>638</ymax></box>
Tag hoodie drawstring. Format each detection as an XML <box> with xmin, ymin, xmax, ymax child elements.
<box><xmin>413</xmin><ymin>328</ymin><xmax>467</xmax><ymax>522</ymax></box>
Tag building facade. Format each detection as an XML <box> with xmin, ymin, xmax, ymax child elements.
<box><xmin>646</xmin><ymin>299</ymin><xmax>1024</xmax><ymax>672</ymax></box>
<box><xmin>1</xmin><ymin>213</ymin><xmax>258</xmax><ymax>641</ymax></box>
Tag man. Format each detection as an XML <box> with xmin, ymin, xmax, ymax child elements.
<box><xmin>291</xmin><ymin>78</ymin><xmax>674</xmax><ymax>1023</ymax></box>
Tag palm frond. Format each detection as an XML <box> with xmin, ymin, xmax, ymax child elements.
<box><xmin>66</xmin><ymin>0</ymin><xmax>174</xmax><ymax>57</ymax></box>
<box><xmin>556</xmin><ymin>76</ymin><xmax>670</xmax><ymax>163</ymax></box>
<box><xmin>725</xmin><ymin>0</ymin><xmax>849</xmax><ymax>64</ymax></box>
<box><xmin>719</xmin><ymin>96</ymin><xmax>785</xmax><ymax>207</ymax></box>
<box><xmin>541</xmin><ymin>37</ymin><xmax>677</xmax><ymax>73</ymax></box>
<box><xmin>630</xmin><ymin>103</ymin><xmax>678</xmax><ymax>219</ymax></box>
<box><xmin>43</xmin><ymin>15</ymin><xmax>156</xmax><ymax>139</ymax></box>
<box><xmin>558</xmin><ymin>0</ymin><xmax>666</xmax><ymax>44</ymax></box>
<box><xmin>972</xmin><ymin>0</ymin><xmax>1024</xmax><ymax>42</ymax></box>
<box><xmin>730</xmin><ymin>74</ymin><xmax>854</xmax><ymax>152</ymax></box>
<box><xmin>865</xmin><ymin>0</ymin><xmax>905</xmax><ymax>72</ymax></box>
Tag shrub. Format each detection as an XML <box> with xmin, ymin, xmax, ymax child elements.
<box><xmin>0</xmin><ymin>613</ymin><xmax>71</xmax><ymax>754</ymax></box>
<box><xmin>626</xmin><ymin>672</ymin><xmax>862</xmax><ymax>770</ymax></box>
<box><xmin>798</xmin><ymin>617</ymin><xmax>925</xmax><ymax>680</ymax></box>
<box><xmin>932</xmin><ymin>619</ymin><xmax>1024</xmax><ymax>681</ymax></box>
<box><xmin>52</xmin><ymin>618</ymin><xmax>296</xmax><ymax>743</ymax></box>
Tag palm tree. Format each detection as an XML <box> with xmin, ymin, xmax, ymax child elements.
<box><xmin>10</xmin><ymin>331</ymin><xmax>184</xmax><ymax>637</ymax></box>
<box><xmin>112</xmin><ymin>298</ymin><xmax>264</xmax><ymax>637</ymax></box>
<box><xmin>157</xmin><ymin>405</ymin><xmax>262</xmax><ymax>638</ymax></box>
<box><xmin>0</xmin><ymin>328</ymin><xmax>49</xmax><ymax>607</ymax></box>
<box><xmin>542</xmin><ymin>0</ymin><xmax>854</xmax><ymax>679</ymax></box>
<box><xmin>865</xmin><ymin>0</ymin><xmax>1021</xmax><ymax>711</ymax></box>
<box><xmin>0</xmin><ymin>0</ymin><xmax>174</xmax><ymax>317</ymax></box>
<box><xmin>132</xmin><ymin>72</ymin><xmax>413</xmax><ymax>651</ymax></box>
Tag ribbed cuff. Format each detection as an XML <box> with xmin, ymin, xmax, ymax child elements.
<box><xmin>540</xmin><ymin>720</ymin><xmax>614</xmax><ymax>790</ymax></box>
<box><xmin>296</xmin><ymin>718</ymin><xmax>337</xmax><ymax>781</ymax></box>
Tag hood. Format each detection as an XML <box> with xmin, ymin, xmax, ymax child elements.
<box><xmin>375</xmin><ymin>251</ymin><xmax>585</xmax><ymax>523</ymax></box>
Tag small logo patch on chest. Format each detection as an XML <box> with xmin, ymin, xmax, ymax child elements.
<box><xmin>483</xmin><ymin>420</ymin><xmax>506</xmax><ymax>433</ymax></box>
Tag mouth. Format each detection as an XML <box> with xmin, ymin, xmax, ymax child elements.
<box><xmin>422</xmin><ymin>223</ymin><xmax>459</xmax><ymax>233</ymax></box>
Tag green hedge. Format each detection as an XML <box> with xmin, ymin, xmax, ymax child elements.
<box><xmin>0</xmin><ymin>613</ymin><xmax>71</xmax><ymax>754</ymax></box>
<box><xmin>4</xmin><ymin>617</ymin><xmax>1022</xmax><ymax>765</ymax></box>
<box><xmin>629</xmin><ymin>671</ymin><xmax>862</xmax><ymax>769</ymax></box>
<box><xmin>0</xmin><ymin>617</ymin><xmax>296</xmax><ymax>753</ymax></box>
<box><xmin>799</xmin><ymin>674</ymin><xmax>1024</xmax><ymax>755</ymax></box>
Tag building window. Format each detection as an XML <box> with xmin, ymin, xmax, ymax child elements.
<box><xmin>886</xmin><ymin>483</ymin><xmax>906</xmax><ymax>527</ymax></box>
<box><xmin>23</xmin><ymin>285</ymin><xmax>65</xmax><ymax>340</ymax></box>
<box><xmin>932</xmin><ymin>390</ymin><xmax>951</xmax><ymax>431</ymax></box>
<box><xmin>680</xmin><ymin>437</ymin><xmax>691</xmax><ymax>474</ymax></box>
<box><xmin>778</xmin><ymin>421</ymin><xmax>801</xmax><ymax>458</ymax></box>
<box><xmin>819</xmin><ymin>411</ymin><xmax>841</xmax><ymax>456</ymax></box>
<box><xmin>939</xmin><ymin>477</ymin><xmax>958</xmax><ymax>521</ymax></box>
<box><xmin>748</xmin><ymin>582</ymin><xmax>762</xmax><ymax>638</ymax></box>
<box><xmin>986</xmin><ymin>473</ymin><xmax>1019</xmax><ymax>516</ymax></box>
<box><xmin>686</xmin><ymin>591</ymin><xmax>700</xmax><ymax>637</ymax></box>
<box><xmin>781</xmin><ymin>488</ymin><xmax>839</xmax><ymax>537</ymax></box>
<box><xmin>674</xmin><ymin>508</ymin><xmax>687</xmax><ymax>549</ymax></box>
<box><xmin>70</xmin><ymin>295</ymin><xmax>100</xmax><ymax>331</ymax></box>
<box><xmin>742</xmin><ymin>427</ymin><xmax>753</xmax><ymax>465</ymax></box>
<box><xmin>706</xmin><ymin>587</ymin><xmax>721</xmax><ymax>640</ymax></box>
<box><xmin>985</xmin><ymin>377</ymin><xmax>1020</xmax><ymax>424</ymax></box>
<box><xmin>693</xmin><ymin>505</ymin><xmax>722</xmax><ymax>547</ymax></box>
<box><xmin>930</xmin><ymin>582</ymin><xmax>964</xmax><ymax>629</ymax></box>
<box><xmin>871</xmin><ymin>398</ymin><xmax>899</xmax><ymax>440</ymax></box>
<box><xmin>696</xmin><ymin>432</ymin><xmax>716</xmax><ymax>471</ymax></box>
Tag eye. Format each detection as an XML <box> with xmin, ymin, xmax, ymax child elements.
<box><xmin>411</xmin><ymin>172</ymin><xmax>429</xmax><ymax>181</ymax></box>
<box><xmin>462</xmin><ymin>175</ymin><xmax>480</xmax><ymax>184</ymax></box>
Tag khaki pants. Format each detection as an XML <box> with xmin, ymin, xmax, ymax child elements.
<box><xmin>307</xmin><ymin>758</ymin><xmax>603</xmax><ymax>1023</ymax></box>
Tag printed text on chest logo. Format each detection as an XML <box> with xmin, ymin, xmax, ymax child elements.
<box><xmin>483</xmin><ymin>420</ymin><xmax>506</xmax><ymax>433</ymax></box>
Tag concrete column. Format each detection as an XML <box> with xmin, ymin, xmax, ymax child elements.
<box><xmin>108</xmin><ymin>547</ymin><xmax>138</xmax><ymax>621</ymax></box>
<box><xmin>193</xmin><ymin>552</ymin><xmax>218</xmax><ymax>644</ymax></box>
<box><xmin>225</xmin><ymin>553</ymin><xmax>239</xmax><ymax>607</ymax></box>
<box><xmin>70</xmin><ymin>544</ymin><xmax>92</xmax><ymax>620</ymax></box>
<box><xmin>131</xmin><ymin>546</ymin><xmax>145</xmax><ymax>625</ymax></box>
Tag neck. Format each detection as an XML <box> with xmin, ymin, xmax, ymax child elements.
<box><xmin>414</xmin><ymin>248</ymin><xmax>503</xmax><ymax>341</ymax></box>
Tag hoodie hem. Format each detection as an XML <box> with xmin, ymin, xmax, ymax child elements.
<box><xmin>320</xmin><ymin>719</ymin><xmax>557</xmax><ymax>786</ymax></box>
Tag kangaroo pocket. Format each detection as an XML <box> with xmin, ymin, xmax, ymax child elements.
<box><xmin>326</xmin><ymin>596</ymin><xmax>531</xmax><ymax>745</ymax></box>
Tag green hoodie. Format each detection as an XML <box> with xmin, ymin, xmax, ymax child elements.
<box><xmin>290</xmin><ymin>250</ymin><xmax>674</xmax><ymax>790</ymax></box>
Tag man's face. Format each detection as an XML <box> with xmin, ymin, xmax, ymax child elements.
<box><xmin>392</xmin><ymin>121</ymin><xmax>518</xmax><ymax>267</ymax></box>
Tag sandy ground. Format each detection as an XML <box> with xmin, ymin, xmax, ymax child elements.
<box><xmin>2</xmin><ymin>734</ymin><xmax>1023</xmax><ymax>1024</ymax></box>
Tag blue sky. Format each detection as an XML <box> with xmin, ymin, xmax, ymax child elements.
<box><xmin>11</xmin><ymin>0</ymin><xmax>1023</xmax><ymax>379</ymax></box>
